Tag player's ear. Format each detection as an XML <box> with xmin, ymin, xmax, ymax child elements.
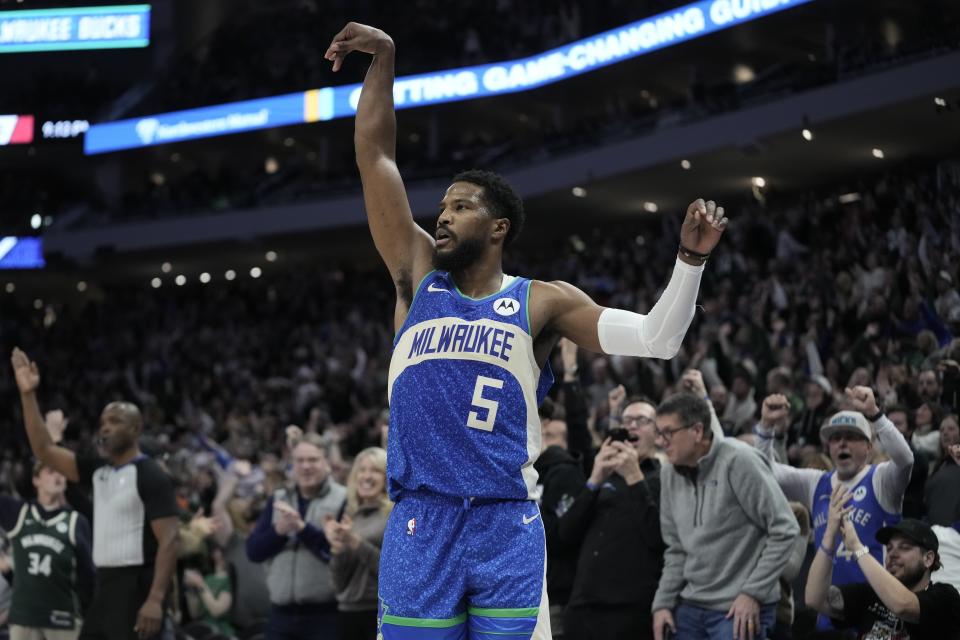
<box><xmin>491</xmin><ymin>218</ymin><xmax>510</xmax><ymax>243</ymax></box>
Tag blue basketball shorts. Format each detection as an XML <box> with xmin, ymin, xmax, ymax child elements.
<box><xmin>377</xmin><ymin>491</ymin><xmax>551</xmax><ymax>640</ymax></box>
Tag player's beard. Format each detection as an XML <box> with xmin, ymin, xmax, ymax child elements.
<box><xmin>896</xmin><ymin>561</ymin><xmax>927</xmax><ymax>590</ymax></box>
<box><xmin>433</xmin><ymin>235</ymin><xmax>486</xmax><ymax>273</ymax></box>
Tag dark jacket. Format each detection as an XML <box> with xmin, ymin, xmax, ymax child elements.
<box><xmin>557</xmin><ymin>458</ymin><xmax>664</xmax><ymax>608</ymax></box>
<box><xmin>926</xmin><ymin>457</ymin><xmax>960</xmax><ymax>526</ymax></box>
<box><xmin>535</xmin><ymin>445</ymin><xmax>586</xmax><ymax>606</ymax></box>
<box><xmin>902</xmin><ymin>442</ymin><xmax>929</xmax><ymax>520</ymax></box>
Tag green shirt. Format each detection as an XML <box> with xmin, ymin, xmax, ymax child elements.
<box><xmin>197</xmin><ymin>572</ymin><xmax>234</xmax><ymax>636</ymax></box>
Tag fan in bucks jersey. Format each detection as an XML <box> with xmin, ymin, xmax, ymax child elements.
<box><xmin>325</xmin><ymin>22</ymin><xmax>728</xmax><ymax>640</ymax></box>
<box><xmin>0</xmin><ymin>462</ymin><xmax>95</xmax><ymax>640</ymax></box>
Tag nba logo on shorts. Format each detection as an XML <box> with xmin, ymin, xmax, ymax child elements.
<box><xmin>407</xmin><ymin>518</ymin><xmax>416</xmax><ymax>535</ymax></box>
<box><xmin>853</xmin><ymin>486</ymin><xmax>868</xmax><ymax>502</ymax></box>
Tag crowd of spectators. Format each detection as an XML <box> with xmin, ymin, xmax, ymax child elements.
<box><xmin>89</xmin><ymin>12</ymin><xmax>960</xmax><ymax>228</ymax></box>
<box><xmin>1</xmin><ymin>159</ymin><xmax>959</xmax><ymax>638</ymax></box>
<box><xmin>8</xmin><ymin>0</ymin><xmax>954</xmax><ymax>231</ymax></box>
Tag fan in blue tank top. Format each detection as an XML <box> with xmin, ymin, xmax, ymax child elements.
<box><xmin>326</xmin><ymin>20</ymin><xmax>729</xmax><ymax>640</ymax></box>
<box><xmin>753</xmin><ymin>390</ymin><xmax>915</xmax><ymax>631</ymax></box>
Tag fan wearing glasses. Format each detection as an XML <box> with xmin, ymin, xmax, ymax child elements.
<box><xmin>556</xmin><ymin>392</ymin><xmax>664</xmax><ymax>640</ymax></box>
<box><xmin>652</xmin><ymin>393</ymin><xmax>799</xmax><ymax>640</ymax></box>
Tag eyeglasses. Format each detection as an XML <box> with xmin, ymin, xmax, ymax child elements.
<box><xmin>653</xmin><ymin>423</ymin><xmax>698</xmax><ymax>442</ymax></box>
<box><xmin>622</xmin><ymin>415</ymin><xmax>655</xmax><ymax>428</ymax></box>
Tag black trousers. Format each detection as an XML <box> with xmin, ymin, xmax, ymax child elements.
<box><xmin>337</xmin><ymin>610</ymin><xmax>377</xmax><ymax>640</ymax></box>
<box><xmin>80</xmin><ymin>566</ymin><xmax>164</xmax><ymax>640</ymax></box>
<box><xmin>564</xmin><ymin>603</ymin><xmax>653</xmax><ymax>640</ymax></box>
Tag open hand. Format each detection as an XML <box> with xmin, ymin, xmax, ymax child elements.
<box><xmin>189</xmin><ymin>509</ymin><xmax>219</xmax><ymax>538</ymax></box>
<box><xmin>45</xmin><ymin>409</ymin><xmax>68</xmax><ymax>444</ymax></box>
<box><xmin>559</xmin><ymin>338</ymin><xmax>578</xmax><ymax>374</ymax></box>
<box><xmin>10</xmin><ymin>347</ymin><xmax>40</xmax><ymax>394</ymax></box>
<box><xmin>825</xmin><ymin>483</ymin><xmax>853</xmax><ymax>546</ymax></box>
<box><xmin>273</xmin><ymin>501</ymin><xmax>304</xmax><ymax>536</ymax></box>
<box><xmin>725</xmin><ymin>593</ymin><xmax>760</xmax><ymax>640</ymax></box>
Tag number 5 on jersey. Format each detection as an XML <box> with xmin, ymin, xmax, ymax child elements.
<box><xmin>467</xmin><ymin>376</ymin><xmax>503</xmax><ymax>432</ymax></box>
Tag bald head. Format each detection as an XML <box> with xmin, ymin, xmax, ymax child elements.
<box><xmin>103</xmin><ymin>401</ymin><xmax>143</xmax><ymax>430</ymax></box>
<box><xmin>98</xmin><ymin>401</ymin><xmax>143</xmax><ymax>460</ymax></box>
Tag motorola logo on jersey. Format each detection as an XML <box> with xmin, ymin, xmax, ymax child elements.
<box><xmin>493</xmin><ymin>297</ymin><xmax>519</xmax><ymax>316</ymax></box>
<box><xmin>853</xmin><ymin>486</ymin><xmax>868</xmax><ymax>502</ymax></box>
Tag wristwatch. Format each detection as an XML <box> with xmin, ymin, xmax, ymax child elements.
<box><xmin>853</xmin><ymin>547</ymin><xmax>870</xmax><ymax>561</ymax></box>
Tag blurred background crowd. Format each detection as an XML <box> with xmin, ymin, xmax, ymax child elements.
<box><xmin>1</xmin><ymin>0</ymin><xmax>959</xmax><ymax>638</ymax></box>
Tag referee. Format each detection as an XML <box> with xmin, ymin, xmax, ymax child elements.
<box><xmin>11</xmin><ymin>348</ymin><xmax>180</xmax><ymax>640</ymax></box>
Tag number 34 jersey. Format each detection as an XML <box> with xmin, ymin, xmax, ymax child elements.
<box><xmin>388</xmin><ymin>271</ymin><xmax>554</xmax><ymax>501</ymax></box>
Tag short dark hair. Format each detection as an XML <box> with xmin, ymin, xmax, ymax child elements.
<box><xmin>624</xmin><ymin>395</ymin><xmax>656</xmax><ymax>412</ymax></box>
<box><xmin>656</xmin><ymin>393</ymin><xmax>713</xmax><ymax>438</ymax></box>
<box><xmin>886</xmin><ymin>403</ymin><xmax>914</xmax><ymax>432</ymax></box>
<box><xmin>452</xmin><ymin>169</ymin><xmax>524</xmax><ymax>245</ymax></box>
<box><xmin>538</xmin><ymin>397</ymin><xmax>555</xmax><ymax>421</ymax></box>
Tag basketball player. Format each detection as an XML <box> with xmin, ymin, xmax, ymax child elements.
<box><xmin>0</xmin><ymin>462</ymin><xmax>95</xmax><ymax>640</ymax></box>
<box><xmin>325</xmin><ymin>22</ymin><xmax>727</xmax><ymax>640</ymax></box>
<box><xmin>10</xmin><ymin>348</ymin><xmax>180</xmax><ymax>640</ymax></box>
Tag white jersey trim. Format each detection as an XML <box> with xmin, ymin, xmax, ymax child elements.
<box><xmin>389</xmin><ymin>315</ymin><xmax>542</xmax><ymax>498</ymax></box>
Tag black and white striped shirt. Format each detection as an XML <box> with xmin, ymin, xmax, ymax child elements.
<box><xmin>77</xmin><ymin>455</ymin><xmax>177</xmax><ymax>567</ymax></box>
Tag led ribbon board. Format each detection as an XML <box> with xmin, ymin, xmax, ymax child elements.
<box><xmin>0</xmin><ymin>4</ymin><xmax>150</xmax><ymax>54</ymax></box>
<box><xmin>0</xmin><ymin>115</ymin><xmax>34</xmax><ymax>145</ymax></box>
<box><xmin>0</xmin><ymin>237</ymin><xmax>45</xmax><ymax>269</ymax></box>
<box><xmin>85</xmin><ymin>0</ymin><xmax>812</xmax><ymax>154</ymax></box>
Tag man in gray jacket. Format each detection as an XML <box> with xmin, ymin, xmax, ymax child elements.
<box><xmin>652</xmin><ymin>393</ymin><xmax>799</xmax><ymax>640</ymax></box>
<box><xmin>247</xmin><ymin>434</ymin><xmax>347</xmax><ymax>639</ymax></box>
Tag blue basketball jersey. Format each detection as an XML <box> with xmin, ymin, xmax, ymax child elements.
<box><xmin>812</xmin><ymin>466</ymin><xmax>900</xmax><ymax>585</ymax></box>
<box><xmin>387</xmin><ymin>271</ymin><xmax>554</xmax><ymax>501</ymax></box>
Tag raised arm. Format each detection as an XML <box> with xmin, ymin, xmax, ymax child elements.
<box><xmin>10</xmin><ymin>348</ymin><xmax>79</xmax><ymax>483</ymax></box>
<box><xmin>754</xmin><ymin>393</ymin><xmax>823</xmax><ymax>507</ymax></box>
<box><xmin>843</xmin><ymin>386</ymin><xmax>915</xmax><ymax>513</ymax></box>
<box><xmin>210</xmin><ymin>466</ymin><xmax>241</xmax><ymax>548</ymax></box>
<box><xmin>327</xmin><ymin>23</ymin><xmax>434</xmax><ymax>321</ymax></box>
<box><xmin>533</xmin><ymin>200</ymin><xmax>727</xmax><ymax>354</ymax></box>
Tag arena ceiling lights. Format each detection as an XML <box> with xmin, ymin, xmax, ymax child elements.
<box><xmin>0</xmin><ymin>4</ymin><xmax>150</xmax><ymax>53</ymax></box>
<box><xmin>85</xmin><ymin>0</ymin><xmax>813</xmax><ymax>155</ymax></box>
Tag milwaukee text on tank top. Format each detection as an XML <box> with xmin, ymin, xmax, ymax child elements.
<box><xmin>387</xmin><ymin>271</ymin><xmax>554</xmax><ymax>501</ymax></box>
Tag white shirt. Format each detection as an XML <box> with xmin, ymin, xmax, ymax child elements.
<box><xmin>932</xmin><ymin>525</ymin><xmax>960</xmax><ymax>593</ymax></box>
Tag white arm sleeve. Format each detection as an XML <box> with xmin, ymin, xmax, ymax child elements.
<box><xmin>597</xmin><ymin>258</ymin><xmax>704</xmax><ymax>359</ymax></box>
<box><xmin>871</xmin><ymin>415</ymin><xmax>915</xmax><ymax>514</ymax></box>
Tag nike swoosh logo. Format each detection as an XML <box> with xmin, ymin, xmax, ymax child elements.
<box><xmin>427</xmin><ymin>283</ymin><xmax>449</xmax><ymax>293</ymax></box>
<box><xmin>522</xmin><ymin>513</ymin><xmax>541</xmax><ymax>525</ymax></box>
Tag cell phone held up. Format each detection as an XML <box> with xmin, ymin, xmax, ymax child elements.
<box><xmin>609</xmin><ymin>427</ymin><xmax>639</xmax><ymax>443</ymax></box>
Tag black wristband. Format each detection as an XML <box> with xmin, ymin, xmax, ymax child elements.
<box><xmin>678</xmin><ymin>244</ymin><xmax>710</xmax><ymax>262</ymax></box>
<box><xmin>866</xmin><ymin>410</ymin><xmax>884</xmax><ymax>422</ymax></box>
